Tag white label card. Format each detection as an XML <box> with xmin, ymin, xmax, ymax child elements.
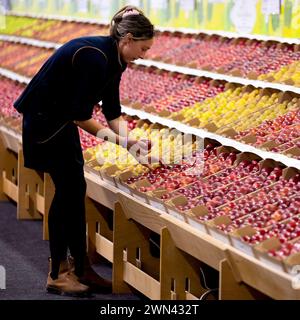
<box><xmin>179</xmin><ymin>0</ymin><xmax>195</xmax><ymax>11</ymax></box>
<box><xmin>78</xmin><ymin>0</ymin><xmax>88</xmax><ymax>13</ymax></box>
<box><xmin>262</xmin><ymin>0</ymin><xmax>281</xmax><ymax>15</ymax></box>
<box><xmin>151</xmin><ymin>0</ymin><xmax>168</xmax><ymax>10</ymax></box>
<box><xmin>230</xmin><ymin>0</ymin><xmax>257</xmax><ymax>34</ymax></box>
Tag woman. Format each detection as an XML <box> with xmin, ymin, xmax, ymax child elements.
<box><xmin>14</xmin><ymin>6</ymin><xmax>154</xmax><ymax>297</ymax></box>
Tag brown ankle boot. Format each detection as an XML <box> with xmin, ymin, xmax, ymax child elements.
<box><xmin>46</xmin><ymin>259</ymin><xmax>91</xmax><ymax>297</ymax></box>
<box><xmin>68</xmin><ymin>256</ymin><xmax>112</xmax><ymax>293</ymax></box>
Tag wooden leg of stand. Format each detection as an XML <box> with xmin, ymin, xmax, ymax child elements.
<box><xmin>160</xmin><ymin>227</ymin><xmax>207</xmax><ymax>300</ymax></box>
<box><xmin>113</xmin><ymin>201</ymin><xmax>161</xmax><ymax>297</ymax></box>
<box><xmin>86</xmin><ymin>198</ymin><xmax>114</xmax><ymax>264</ymax></box>
<box><xmin>17</xmin><ymin>150</ymin><xmax>43</xmax><ymax>220</ymax></box>
<box><xmin>113</xmin><ymin>202</ymin><xmax>135</xmax><ymax>294</ymax></box>
<box><xmin>0</xmin><ymin>134</ymin><xmax>8</xmax><ymax>201</ymax></box>
<box><xmin>219</xmin><ymin>259</ymin><xmax>256</xmax><ymax>300</ymax></box>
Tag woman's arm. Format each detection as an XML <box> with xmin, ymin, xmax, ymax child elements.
<box><xmin>74</xmin><ymin>118</ymin><xmax>127</xmax><ymax>146</ymax></box>
<box><xmin>107</xmin><ymin>115</ymin><xmax>127</xmax><ymax>136</ymax></box>
<box><xmin>75</xmin><ymin>118</ymin><xmax>155</xmax><ymax>167</ymax></box>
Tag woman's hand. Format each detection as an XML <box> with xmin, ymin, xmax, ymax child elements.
<box><xmin>126</xmin><ymin>138</ymin><xmax>160</xmax><ymax>168</ymax></box>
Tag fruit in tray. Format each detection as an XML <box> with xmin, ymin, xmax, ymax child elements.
<box><xmin>0</xmin><ymin>41</ymin><xmax>52</xmax><ymax>77</ymax></box>
<box><xmin>147</xmin><ymin>33</ymin><xmax>300</xmax><ymax>85</ymax></box>
<box><xmin>120</xmin><ymin>65</ymin><xmax>224</xmax><ymax>113</ymax></box>
<box><xmin>80</xmin><ymin>108</ymin><xmax>138</xmax><ymax>150</ymax></box>
<box><xmin>125</xmin><ymin>145</ymin><xmax>234</xmax><ymax>193</ymax></box>
<box><xmin>1</xmin><ymin>16</ymin><xmax>41</xmax><ymax>35</ymax></box>
<box><xmin>172</xmin><ymin>86</ymin><xmax>294</xmax><ymax>132</ymax></box>
<box><xmin>0</xmin><ymin>77</ymin><xmax>24</xmax><ymax>131</ymax></box>
<box><xmin>250</xmin><ymin>124</ymin><xmax>300</xmax><ymax>147</ymax></box>
<box><xmin>83</xmin><ymin>121</ymin><xmax>199</xmax><ymax>179</ymax></box>
<box><xmin>127</xmin><ymin>123</ymin><xmax>201</xmax><ymax>163</ymax></box>
<box><xmin>173</xmin><ymin>162</ymin><xmax>281</xmax><ymax>213</ymax></box>
<box><xmin>4</xmin><ymin>16</ymin><xmax>300</xmax><ymax>85</ymax></box>
<box><xmin>268</xmin><ymin>238</ymin><xmax>300</xmax><ymax>259</ymax></box>
<box><xmin>219</xmin><ymin>173</ymin><xmax>300</xmax><ymax>215</ymax></box>
<box><xmin>242</xmin><ymin>213</ymin><xmax>300</xmax><ymax>246</ymax></box>
<box><xmin>258</xmin><ymin>60</ymin><xmax>300</xmax><ymax>86</ymax></box>
<box><xmin>84</xmin><ymin>140</ymin><xmax>148</xmax><ymax>177</ymax></box>
<box><xmin>3</xmin><ymin>16</ymin><xmax>109</xmax><ymax>43</ymax></box>
<box><xmin>270</xmin><ymin>138</ymin><xmax>300</xmax><ymax>159</ymax></box>
<box><xmin>235</xmin><ymin>108</ymin><xmax>300</xmax><ymax>141</ymax></box>
<box><xmin>171</xmin><ymin>156</ymin><xmax>259</xmax><ymax>201</ymax></box>
<box><xmin>217</xmin><ymin>181</ymin><xmax>300</xmax><ymax>234</ymax></box>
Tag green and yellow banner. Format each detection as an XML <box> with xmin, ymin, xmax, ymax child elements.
<box><xmin>8</xmin><ymin>0</ymin><xmax>300</xmax><ymax>38</ymax></box>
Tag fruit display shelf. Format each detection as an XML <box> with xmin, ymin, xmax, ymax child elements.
<box><xmin>3</xmin><ymin>14</ymin><xmax>300</xmax><ymax>87</ymax></box>
<box><xmin>1</xmin><ymin>65</ymin><xmax>300</xmax><ymax>170</ymax></box>
<box><xmin>83</xmin><ymin>134</ymin><xmax>300</xmax><ymax>280</ymax></box>
<box><xmin>2</xmin><ymin>14</ymin><xmax>300</xmax><ymax>300</ymax></box>
<box><xmin>2</xmin><ymin>15</ymin><xmax>109</xmax><ymax>44</ymax></box>
<box><xmin>1</xmin><ymin>39</ymin><xmax>296</xmax><ymax>129</ymax></box>
<box><xmin>85</xmin><ymin>171</ymin><xmax>300</xmax><ymax>300</ymax></box>
<box><xmin>2</xmin><ymin>73</ymin><xmax>300</xmax><ymax>300</ymax></box>
<box><xmin>146</xmin><ymin>32</ymin><xmax>300</xmax><ymax>86</ymax></box>
<box><xmin>2</xmin><ymin>37</ymin><xmax>300</xmax><ymax>158</ymax></box>
<box><xmin>0</xmin><ymin>75</ymin><xmax>138</xmax><ymax>152</ymax></box>
<box><xmin>135</xmin><ymin>59</ymin><xmax>300</xmax><ymax>95</ymax></box>
<box><xmin>0</xmin><ymin>40</ymin><xmax>53</xmax><ymax>78</ymax></box>
<box><xmin>155</xmin><ymin>26</ymin><xmax>300</xmax><ymax>46</ymax></box>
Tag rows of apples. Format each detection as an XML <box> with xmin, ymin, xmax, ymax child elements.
<box><xmin>2</xmin><ymin>74</ymin><xmax>300</xmax><ymax>270</ymax></box>
<box><xmin>2</xmin><ymin>67</ymin><xmax>298</xmax><ymax>171</ymax></box>
<box><xmin>121</xmin><ymin>66</ymin><xmax>300</xmax><ymax>143</ymax></box>
<box><xmin>0</xmin><ymin>41</ymin><xmax>52</xmax><ymax>78</ymax></box>
<box><xmin>0</xmin><ymin>43</ymin><xmax>225</xmax><ymax>116</ymax></box>
<box><xmin>117</xmin><ymin>142</ymin><xmax>300</xmax><ymax>271</ymax></box>
<box><xmin>0</xmin><ymin>43</ymin><xmax>227</xmax><ymax>114</ymax></box>
<box><xmin>1</xmin><ymin>42</ymin><xmax>300</xmax><ymax>160</ymax></box>
<box><xmin>82</xmin><ymin>134</ymin><xmax>300</xmax><ymax>268</ymax></box>
<box><xmin>120</xmin><ymin>65</ymin><xmax>225</xmax><ymax>113</ymax></box>
<box><xmin>235</xmin><ymin>108</ymin><xmax>300</xmax><ymax>160</ymax></box>
<box><xmin>147</xmin><ymin>33</ymin><xmax>300</xmax><ymax>86</ymax></box>
<box><xmin>0</xmin><ymin>76</ymin><xmax>138</xmax><ymax>151</ymax></box>
<box><xmin>0</xmin><ymin>40</ymin><xmax>298</xmax><ymax>137</ymax></box>
<box><xmin>2</xmin><ymin>17</ymin><xmax>300</xmax><ymax>86</ymax></box>
<box><xmin>171</xmin><ymin>86</ymin><xmax>298</xmax><ymax>132</ymax></box>
<box><xmin>1</xmin><ymin>53</ymin><xmax>300</xmax><ymax>161</ymax></box>
<box><xmin>84</xmin><ymin>120</ymin><xmax>201</xmax><ymax>178</ymax></box>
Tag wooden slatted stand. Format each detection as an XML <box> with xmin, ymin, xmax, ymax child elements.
<box><xmin>0</xmin><ymin>132</ymin><xmax>19</xmax><ymax>202</ymax></box>
<box><xmin>0</xmin><ymin>129</ymin><xmax>54</xmax><ymax>240</ymax></box>
<box><xmin>113</xmin><ymin>197</ymin><xmax>163</xmax><ymax>299</ymax></box>
<box><xmin>85</xmin><ymin>197</ymin><xmax>114</xmax><ymax>264</ymax></box>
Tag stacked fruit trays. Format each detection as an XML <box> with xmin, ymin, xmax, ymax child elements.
<box><xmin>2</xmin><ymin>15</ymin><xmax>300</xmax><ymax>86</ymax></box>
<box><xmin>1</xmin><ymin>40</ymin><xmax>299</xmax><ymax>153</ymax></box>
<box><xmin>147</xmin><ymin>32</ymin><xmax>300</xmax><ymax>87</ymax></box>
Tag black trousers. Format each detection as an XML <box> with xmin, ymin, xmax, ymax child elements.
<box><xmin>48</xmin><ymin>165</ymin><xmax>87</xmax><ymax>278</ymax></box>
<box><xmin>22</xmin><ymin>116</ymin><xmax>87</xmax><ymax>278</ymax></box>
